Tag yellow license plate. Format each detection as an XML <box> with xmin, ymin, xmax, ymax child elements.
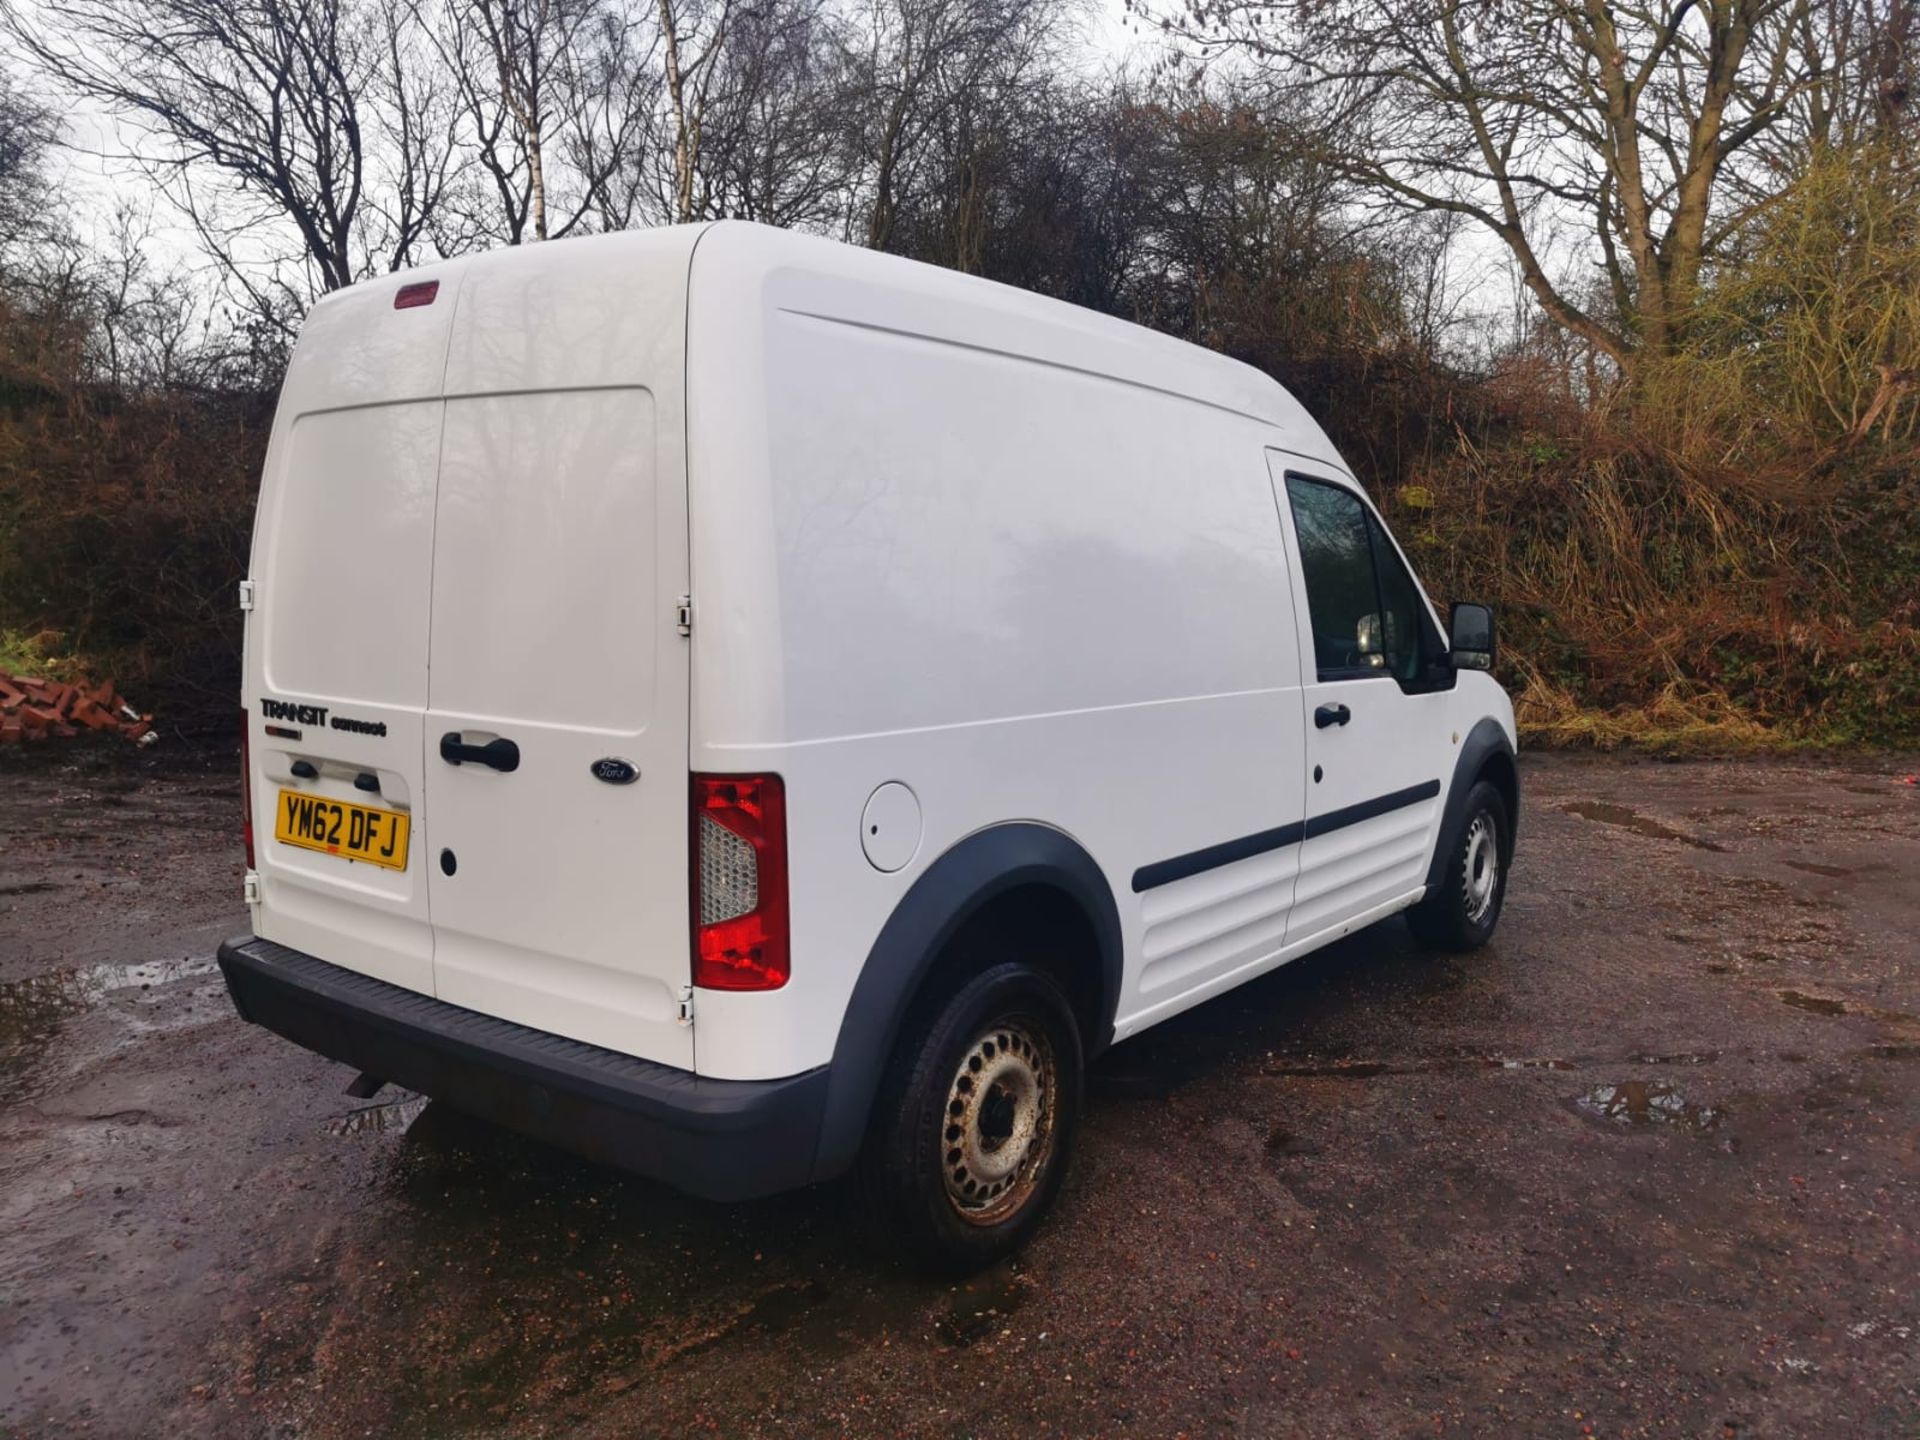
<box><xmin>274</xmin><ymin>789</ymin><xmax>411</xmax><ymax>871</ymax></box>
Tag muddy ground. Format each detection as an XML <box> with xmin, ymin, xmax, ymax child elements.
<box><xmin>1</xmin><ymin>751</ymin><xmax>1917</xmax><ymax>1439</ymax></box>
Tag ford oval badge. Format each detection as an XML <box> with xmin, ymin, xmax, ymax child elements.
<box><xmin>591</xmin><ymin>757</ymin><xmax>639</xmax><ymax>785</ymax></box>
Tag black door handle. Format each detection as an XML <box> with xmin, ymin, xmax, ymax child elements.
<box><xmin>440</xmin><ymin>733</ymin><xmax>520</xmax><ymax>772</ymax></box>
<box><xmin>1314</xmin><ymin>703</ymin><xmax>1352</xmax><ymax>729</ymax></box>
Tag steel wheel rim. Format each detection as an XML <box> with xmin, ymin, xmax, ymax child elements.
<box><xmin>1462</xmin><ymin>811</ymin><xmax>1499</xmax><ymax>923</ymax></box>
<box><xmin>941</xmin><ymin>1020</ymin><xmax>1056</xmax><ymax>1226</ymax></box>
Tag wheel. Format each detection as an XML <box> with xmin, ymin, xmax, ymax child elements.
<box><xmin>864</xmin><ymin>961</ymin><xmax>1083</xmax><ymax>1274</ymax></box>
<box><xmin>1407</xmin><ymin>779</ymin><xmax>1511</xmax><ymax>951</ymax></box>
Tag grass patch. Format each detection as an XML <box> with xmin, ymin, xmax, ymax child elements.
<box><xmin>0</xmin><ymin>628</ymin><xmax>88</xmax><ymax>683</ymax></box>
<box><xmin>1515</xmin><ymin>680</ymin><xmax>1808</xmax><ymax>756</ymax></box>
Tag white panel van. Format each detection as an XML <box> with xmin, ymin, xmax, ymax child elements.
<box><xmin>219</xmin><ymin>221</ymin><xmax>1518</xmax><ymax>1269</ymax></box>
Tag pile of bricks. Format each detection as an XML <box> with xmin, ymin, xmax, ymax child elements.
<box><xmin>0</xmin><ymin>670</ymin><xmax>154</xmax><ymax>745</ymax></box>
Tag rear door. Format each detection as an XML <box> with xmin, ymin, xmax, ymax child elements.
<box><xmin>422</xmin><ymin>244</ymin><xmax>695</xmax><ymax>1066</ymax></box>
<box><xmin>247</xmin><ymin>277</ymin><xmax>462</xmax><ymax>996</ymax></box>
<box><xmin>1271</xmin><ymin>464</ymin><xmax>1455</xmax><ymax>943</ymax></box>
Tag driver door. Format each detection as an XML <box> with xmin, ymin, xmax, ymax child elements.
<box><xmin>1269</xmin><ymin>463</ymin><xmax>1455</xmax><ymax>944</ymax></box>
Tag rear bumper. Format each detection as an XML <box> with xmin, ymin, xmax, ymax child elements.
<box><xmin>217</xmin><ymin>935</ymin><xmax>828</xmax><ymax>1202</ymax></box>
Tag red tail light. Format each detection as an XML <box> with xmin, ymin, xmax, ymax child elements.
<box><xmin>241</xmin><ymin>708</ymin><xmax>255</xmax><ymax>868</ymax></box>
<box><xmin>691</xmin><ymin>774</ymin><xmax>789</xmax><ymax>991</ymax></box>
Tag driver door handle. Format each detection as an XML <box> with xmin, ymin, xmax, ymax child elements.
<box><xmin>1314</xmin><ymin>703</ymin><xmax>1351</xmax><ymax>730</ymax></box>
<box><xmin>439</xmin><ymin>733</ymin><xmax>521</xmax><ymax>772</ymax></box>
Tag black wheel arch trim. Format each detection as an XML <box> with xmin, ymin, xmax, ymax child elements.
<box><xmin>809</xmin><ymin>821</ymin><xmax>1123</xmax><ymax>1184</ymax></box>
<box><xmin>1424</xmin><ymin>717</ymin><xmax>1520</xmax><ymax>892</ymax></box>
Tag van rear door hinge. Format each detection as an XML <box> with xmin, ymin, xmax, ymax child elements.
<box><xmin>675</xmin><ymin>595</ymin><xmax>693</xmax><ymax>636</ymax></box>
<box><xmin>243</xmin><ymin>871</ymin><xmax>261</xmax><ymax>906</ymax></box>
<box><xmin>237</xmin><ymin>579</ymin><xmax>256</xmax><ymax>612</ymax></box>
<box><xmin>676</xmin><ymin>985</ymin><xmax>695</xmax><ymax>1026</ymax></box>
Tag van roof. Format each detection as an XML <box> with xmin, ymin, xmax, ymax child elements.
<box><xmin>690</xmin><ymin>220</ymin><xmax>1330</xmax><ymax>446</ymax></box>
<box><xmin>293</xmin><ymin>220</ymin><xmax>1337</xmax><ymax>463</ymax></box>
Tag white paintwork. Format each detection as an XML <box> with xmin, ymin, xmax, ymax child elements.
<box><xmin>244</xmin><ymin>229</ymin><xmax>700</xmax><ymax>1068</ymax></box>
<box><xmin>860</xmin><ymin>783</ymin><xmax>922</xmax><ymax>873</ymax></box>
<box><xmin>242</xmin><ymin>218</ymin><xmax>1516</xmax><ymax>1092</ymax></box>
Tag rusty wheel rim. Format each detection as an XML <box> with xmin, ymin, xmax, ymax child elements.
<box><xmin>941</xmin><ymin>1020</ymin><xmax>1056</xmax><ymax>1226</ymax></box>
<box><xmin>1463</xmin><ymin>810</ymin><xmax>1499</xmax><ymax>923</ymax></box>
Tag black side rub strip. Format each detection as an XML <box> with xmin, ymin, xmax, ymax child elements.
<box><xmin>1131</xmin><ymin>820</ymin><xmax>1306</xmax><ymax>893</ymax></box>
<box><xmin>1132</xmin><ymin>778</ymin><xmax>1442</xmax><ymax>893</ymax></box>
<box><xmin>1303</xmin><ymin>778</ymin><xmax>1441</xmax><ymax>840</ymax></box>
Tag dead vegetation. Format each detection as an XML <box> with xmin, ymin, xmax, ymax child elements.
<box><xmin>0</xmin><ymin>2</ymin><xmax>1915</xmax><ymax>751</ymax></box>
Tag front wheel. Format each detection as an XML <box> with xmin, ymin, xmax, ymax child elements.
<box><xmin>864</xmin><ymin>962</ymin><xmax>1083</xmax><ymax>1273</ymax></box>
<box><xmin>1407</xmin><ymin>779</ymin><xmax>1511</xmax><ymax>951</ymax></box>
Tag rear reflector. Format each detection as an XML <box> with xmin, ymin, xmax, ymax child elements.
<box><xmin>394</xmin><ymin>280</ymin><xmax>439</xmax><ymax>309</ymax></box>
<box><xmin>241</xmin><ymin>709</ymin><xmax>255</xmax><ymax>869</ymax></box>
<box><xmin>690</xmin><ymin>774</ymin><xmax>789</xmax><ymax>991</ymax></box>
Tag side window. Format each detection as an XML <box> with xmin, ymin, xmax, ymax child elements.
<box><xmin>1285</xmin><ymin>476</ymin><xmax>1427</xmax><ymax>683</ymax></box>
<box><xmin>1365</xmin><ymin>514</ymin><xmax>1427</xmax><ymax>683</ymax></box>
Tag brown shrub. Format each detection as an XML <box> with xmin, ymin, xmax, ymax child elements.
<box><xmin>0</xmin><ymin>370</ymin><xmax>269</xmax><ymax>734</ymax></box>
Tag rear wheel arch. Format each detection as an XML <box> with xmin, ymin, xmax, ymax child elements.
<box><xmin>809</xmin><ymin>823</ymin><xmax>1122</xmax><ymax>1184</ymax></box>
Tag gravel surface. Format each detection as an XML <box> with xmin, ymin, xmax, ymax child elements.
<box><xmin>2</xmin><ymin>750</ymin><xmax>1917</xmax><ymax>1438</ymax></box>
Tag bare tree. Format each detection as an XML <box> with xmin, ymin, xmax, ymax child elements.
<box><xmin>848</xmin><ymin>0</ymin><xmax>1062</xmax><ymax>251</ymax></box>
<box><xmin>1164</xmin><ymin>0</ymin><xmax>1855</xmax><ymax>377</ymax></box>
<box><xmin>5</xmin><ymin>0</ymin><xmax>452</xmax><ymax>325</ymax></box>
<box><xmin>561</xmin><ymin>3</ymin><xmax>666</xmax><ymax>232</ymax></box>
<box><xmin>0</xmin><ymin>72</ymin><xmax>56</xmax><ymax>263</ymax></box>
<box><xmin>371</xmin><ymin>0</ymin><xmax>464</xmax><ymax>270</ymax></box>
<box><xmin>656</xmin><ymin>0</ymin><xmax>746</xmax><ymax>221</ymax></box>
<box><xmin>694</xmin><ymin>0</ymin><xmax>857</xmax><ymax>227</ymax></box>
<box><xmin>409</xmin><ymin>0</ymin><xmax>659</xmax><ymax>244</ymax></box>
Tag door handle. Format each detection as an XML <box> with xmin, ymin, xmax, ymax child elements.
<box><xmin>1314</xmin><ymin>703</ymin><xmax>1352</xmax><ymax>729</ymax></box>
<box><xmin>439</xmin><ymin>732</ymin><xmax>520</xmax><ymax>772</ymax></box>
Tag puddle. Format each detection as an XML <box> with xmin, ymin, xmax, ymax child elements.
<box><xmin>1262</xmin><ymin>1059</ymin><xmax>1395</xmax><ymax>1078</ymax></box>
<box><xmin>1779</xmin><ymin>990</ymin><xmax>1848</xmax><ymax>1016</ymax></box>
<box><xmin>936</xmin><ymin>1263</ymin><xmax>1028</xmax><ymax>1346</ymax></box>
<box><xmin>1569</xmin><ymin>1081</ymin><xmax>1723</xmax><ymax>1131</ymax></box>
<box><xmin>1785</xmin><ymin>860</ymin><xmax>1853</xmax><ymax>878</ymax></box>
<box><xmin>1482</xmin><ymin>1056</ymin><xmax>1576</xmax><ymax>1071</ymax></box>
<box><xmin>0</xmin><ymin>880</ymin><xmax>60</xmax><ymax>897</ymax></box>
<box><xmin>1777</xmin><ymin>991</ymin><xmax>1917</xmax><ymax>1026</ymax></box>
<box><xmin>1</xmin><ymin>956</ymin><xmax>222</xmax><ymax>1082</ymax></box>
<box><xmin>1629</xmin><ymin>1051</ymin><xmax>1719</xmax><ymax>1066</ymax></box>
<box><xmin>325</xmin><ymin>1094</ymin><xmax>430</xmax><ymax>1137</ymax></box>
<box><xmin>1560</xmin><ymin>801</ymin><xmax>1726</xmax><ymax>852</ymax></box>
<box><xmin>18</xmin><ymin>956</ymin><xmax>220</xmax><ymax>1001</ymax></box>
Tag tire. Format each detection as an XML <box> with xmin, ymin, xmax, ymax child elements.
<box><xmin>1407</xmin><ymin>778</ymin><xmax>1511</xmax><ymax>952</ymax></box>
<box><xmin>864</xmin><ymin>961</ymin><xmax>1084</xmax><ymax>1274</ymax></box>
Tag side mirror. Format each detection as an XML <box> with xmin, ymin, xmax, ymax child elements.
<box><xmin>1449</xmin><ymin>602</ymin><xmax>1495</xmax><ymax>670</ymax></box>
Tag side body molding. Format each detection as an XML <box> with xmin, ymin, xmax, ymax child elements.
<box><xmin>809</xmin><ymin>822</ymin><xmax>1123</xmax><ymax>1182</ymax></box>
<box><xmin>1424</xmin><ymin>716</ymin><xmax>1520</xmax><ymax>892</ymax></box>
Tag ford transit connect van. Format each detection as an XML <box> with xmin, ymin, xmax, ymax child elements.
<box><xmin>218</xmin><ymin>220</ymin><xmax>1518</xmax><ymax>1269</ymax></box>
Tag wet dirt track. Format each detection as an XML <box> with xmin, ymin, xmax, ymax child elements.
<box><xmin>2</xmin><ymin>752</ymin><xmax>1918</xmax><ymax>1439</ymax></box>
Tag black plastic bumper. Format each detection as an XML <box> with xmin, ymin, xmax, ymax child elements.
<box><xmin>217</xmin><ymin>935</ymin><xmax>829</xmax><ymax>1202</ymax></box>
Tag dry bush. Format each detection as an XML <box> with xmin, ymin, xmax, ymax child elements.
<box><xmin>1388</xmin><ymin>425</ymin><xmax>1920</xmax><ymax>751</ymax></box>
<box><xmin>1633</xmin><ymin>144</ymin><xmax>1920</xmax><ymax>490</ymax></box>
<box><xmin>0</xmin><ymin>337</ymin><xmax>269</xmax><ymax>734</ymax></box>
